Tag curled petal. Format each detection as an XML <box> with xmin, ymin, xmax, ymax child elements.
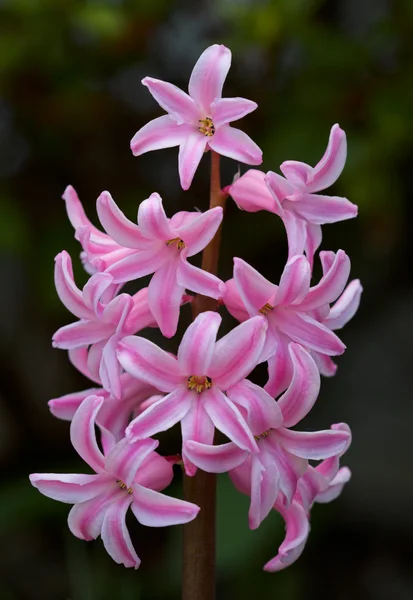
<box><xmin>131</xmin><ymin>484</ymin><xmax>200</xmax><ymax>527</ymax></box>
<box><xmin>68</xmin><ymin>483</ymin><xmax>120</xmax><ymax>540</ymax></box>
<box><xmin>62</xmin><ymin>185</ymin><xmax>97</xmax><ymax>232</ymax></box>
<box><xmin>181</xmin><ymin>403</ymin><xmax>215</xmax><ymax>476</ymax></box>
<box><xmin>278</xmin><ymin>162</ymin><xmax>312</xmax><ymax>190</ymax></box>
<box><xmin>211</xmin><ymin>97</ymin><xmax>257</xmax><ymax>127</ymax></box>
<box><xmin>137</xmin><ymin>192</ymin><xmax>173</xmax><ymax>241</ymax></box>
<box><xmin>265</xmin><ymin>171</ymin><xmax>296</xmax><ymax>205</ymax></box>
<box><xmin>292</xmin><ymin>193</ymin><xmax>357</xmax><ymax>225</ymax></box>
<box><xmin>105</xmin><ymin>245</ymin><xmax>169</xmax><ymax>283</ymax></box>
<box><xmin>49</xmin><ymin>388</ymin><xmax>101</xmax><ymax>421</ymax></box>
<box><xmin>299</xmin><ymin>250</ymin><xmax>351</xmax><ymax>311</ymax></box>
<box><xmin>178</xmin><ymin>132</ymin><xmax>208</xmax><ymax>190</ymax></box>
<box><xmin>70</xmin><ymin>395</ymin><xmax>105</xmax><ymax>472</ymax></box>
<box><xmin>304</xmin><ymin>222</ymin><xmax>322</xmax><ymax>267</ymax></box>
<box><xmin>230</xmin><ymin>169</ymin><xmax>279</xmax><ymax>214</ymax></box>
<box><xmin>324</xmin><ymin>279</ymin><xmax>363</xmax><ymax>330</ymax></box>
<box><xmin>227</xmin><ymin>379</ymin><xmax>283</xmax><ymax>436</ymax></box>
<box><xmin>306</xmin><ymin>123</ymin><xmax>347</xmax><ymax>193</ymax></box>
<box><xmin>177</xmin><ymin>254</ymin><xmax>225</xmax><ymax>299</ymax></box>
<box><xmin>249</xmin><ymin>453</ymin><xmax>280</xmax><ymax>530</ymax></box>
<box><xmin>52</xmin><ymin>321</ymin><xmax>113</xmax><ymax>350</ymax></box>
<box><xmin>97</xmin><ymin>191</ymin><xmax>147</xmax><ymax>249</ymax></box>
<box><xmin>105</xmin><ymin>438</ymin><xmax>158</xmax><ymax>488</ymax></box>
<box><xmin>233</xmin><ymin>257</ymin><xmax>277</xmax><ymax>316</ymax></box>
<box><xmin>83</xmin><ymin>272</ymin><xmax>114</xmax><ymax>316</ymax></box>
<box><xmin>135</xmin><ymin>451</ymin><xmax>174</xmax><ymax>491</ymax></box>
<box><xmin>54</xmin><ymin>252</ymin><xmax>93</xmax><ymax>320</ymax></box>
<box><xmin>210</xmin><ymin>316</ymin><xmax>267</xmax><ymax>389</ymax></box>
<box><xmin>263</xmin><ymin>500</ymin><xmax>309</xmax><ymax>572</ymax></box>
<box><xmin>188</xmin><ymin>44</ymin><xmax>231</xmax><ymax>110</ymax></box>
<box><xmin>183</xmin><ymin>440</ymin><xmax>248</xmax><ymax>473</ymax></box>
<box><xmin>276</xmin><ymin>427</ymin><xmax>351</xmax><ymax>460</ymax></box>
<box><xmin>178</xmin><ymin>311</ymin><xmax>221</xmax><ymax>375</ymax></box>
<box><xmin>316</xmin><ymin>466</ymin><xmax>351</xmax><ymax>503</ymax></box>
<box><xmin>101</xmin><ymin>494</ymin><xmax>139</xmax><ymax>568</ymax></box>
<box><xmin>29</xmin><ymin>473</ymin><xmax>111</xmax><ymax>504</ymax></box>
<box><xmin>281</xmin><ymin>211</ymin><xmax>307</xmax><ymax>259</ymax></box>
<box><xmin>177</xmin><ymin>206</ymin><xmax>223</xmax><ymax>257</ymax></box>
<box><xmin>148</xmin><ymin>258</ymin><xmax>185</xmax><ymax>338</ymax></box>
<box><xmin>142</xmin><ymin>77</ymin><xmax>199</xmax><ymax>124</ymax></box>
<box><xmin>265</xmin><ymin>437</ymin><xmax>307</xmax><ymax>505</ymax></box>
<box><xmin>131</xmin><ymin>115</ymin><xmax>192</xmax><ymax>156</ymax></box>
<box><xmin>125</xmin><ymin>287</ymin><xmax>157</xmax><ymax>332</ymax></box>
<box><xmin>208</xmin><ymin>125</ymin><xmax>262</xmax><ymax>165</ymax></box>
<box><xmin>117</xmin><ymin>335</ymin><xmax>182</xmax><ymax>392</ymax></box>
<box><xmin>277</xmin><ymin>344</ymin><xmax>320</xmax><ymax>428</ymax></box>
<box><xmin>69</xmin><ymin>347</ymin><xmax>100</xmax><ymax>383</ymax></box>
<box><xmin>276</xmin><ymin>309</ymin><xmax>346</xmax><ymax>356</ymax></box>
<box><xmin>311</xmin><ymin>352</ymin><xmax>338</xmax><ymax>377</ymax></box>
<box><xmin>222</xmin><ymin>278</ymin><xmax>250</xmax><ymax>323</ymax></box>
<box><xmin>264</xmin><ymin>333</ymin><xmax>294</xmax><ymax>398</ymax></box>
<box><xmin>275</xmin><ymin>255</ymin><xmax>311</xmax><ymax>306</ymax></box>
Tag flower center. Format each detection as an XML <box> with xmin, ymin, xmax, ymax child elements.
<box><xmin>198</xmin><ymin>117</ymin><xmax>215</xmax><ymax>137</ymax></box>
<box><xmin>187</xmin><ymin>375</ymin><xmax>212</xmax><ymax>394</ymax></box>
<box><xmin>117</xmin><ymin>479</ymin><xmax>133</xmax><ymax>494</ymax></box>
<box><xmin>258</xmin><ymin>302</ymin><xmax>274</xmax><ymax>315</ymax></box>
<box><xmin>166</xmin><ymin>237</ymin><xmax>186</xmax><ymax>250</ymax></box>
<box><xmin>254</xmin><ymin>430</ymin><xmax>270</xmax><ymax>441</ymax></box>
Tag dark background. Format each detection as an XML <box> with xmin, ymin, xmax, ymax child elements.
<box><xmin>1</xmin><ymin>0</ymin><xmax>412</xmax><ymax>598</ymax></box>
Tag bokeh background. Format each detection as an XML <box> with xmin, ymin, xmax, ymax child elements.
<box><xmin>1</xmin><ymin>0</ymin><xmax>413</xmax><ymax>598</ymax></box>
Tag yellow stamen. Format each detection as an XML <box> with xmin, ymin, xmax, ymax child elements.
<box><xmin>198</xmin><ymin>117</ymin><xmax>215</xmax><ymax>137</ymax></box>
<box><xmin>259</xmin><ymin>302</ymin><xmax>274</xmax><ymax>315</ymax></box>
<box><xmin>166</xmin><ymin>237</ymin><xmax>186</xmax><ymax>250</ymax></box>
<box><xmin>117</xmin><ymin>480</ymin><xmax>133</xmax><ymax>494</ymax></box>
<box><xmin>187</xmin><ymin>375</ymin><xmax>212</xmax><ymax>394</ymax></box>
<box><xmin>254</xmin><ymin>430</ymin><xmax>270</xmax><ymax>441</ymax></box>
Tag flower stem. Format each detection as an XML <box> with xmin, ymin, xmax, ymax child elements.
<box><xmin>181</xmin><ymin>151</ymin><xmax>227</xmax><ymax>600</ymax></box>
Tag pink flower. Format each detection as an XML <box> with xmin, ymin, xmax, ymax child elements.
<box><xmin>130</xmin><ymin>44</ymin><xmax>262</xmax><ymax>190</ymax></box>
<box><xmin>184</xmin><ymin>344</ymin><xmax>350</xmax><ymax>529</ymax></box>
<box><xmin>94</xmin><ymin>190</ymin><xmax>224</xmax><ymax>337</ymax></box>
<box><xmin>264</xmin><ymin>423</ymin><xmax>351</xmax><ymax>572</ymax></box>
<box><xmin>117</xmin><ymin>312</ymin><xmax>281</xmax><ymax>475</ymax></box>
<box><xmin>52</xmin><ymin>251</ymin><xmax>156</xmax><ymax>399</ymax></box>
<box><xmin>228</xmin><ymin>125</ymin><xmax>357</xmax><ymax>263</ymax></box>
<box><xmin>224</xmin><ymin>251</ymin><xmax>351</xmax><ymax>395</ymax></box>
<box><xmin>30</xmin><ymin>396</ymin><xmax>199</xmax><ymax>569</ymax></box>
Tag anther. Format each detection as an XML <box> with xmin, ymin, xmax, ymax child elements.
<box><xmin>166</xmin><ymin>237</ymin><xmax>186</xmax><ymax>250</ymax></box>
<box><xmin>259</xmin><ymin>303</ymin><xmax>274</xmax><ymax>315</ymax></box>
<box><xmin>117</xmin><ymin>479</ymin><xmax>133</xmax><ymax>494</ymax></box>
<box><xmin>198</xmin><ymin>117</ymin><xmax>215</xmax><ymax>137</ymax></box>
<box><xmin>187</xmin><ymin>375</ymin><xmax>212</xmax><ymax>394</ymax></box>
<box><xmin>254</xmin><ymin>430</ymin><xmax>270</xmax><ymax>441</ymax></box>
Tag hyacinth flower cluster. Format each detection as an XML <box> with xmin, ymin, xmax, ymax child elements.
<box><xmin>30</xmin><ymin>44</ymin><xmax>362</xmax><ymax>574</ymax></box>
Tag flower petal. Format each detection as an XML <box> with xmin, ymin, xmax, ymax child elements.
<box><xmin>68</xmin><ymin>483</ymin><xmax>120</xmax><ymax>540</ymax></box>
<box><xmin>101</xmin><ymin>493</ymin><xmax>140</xmax><ymax>568</ymax></box>
<box><xmin>265</xmin><ymin>435</ymin><xmax>307</xmax><ymax>505</ymax></box>
<box><xmin>181</xmin><ymin>403</ymin><xmax>215</xmax><ymax>475</ymax></box>
<box><xmin>249</xmin><ymin>452</ymin><xmax>280</xmax><ymax>530</ymax></box>
<box><xmin>276</xmin><ymin>309</ymin><xmax>346</xmax><ymax>356</ymax></box>
<box><xmin>177</xmin><ymin>254</ymin><xmax>225</xmax><ymax>299</ymax></box>
<box><xmin>68</xmin><ymin>346</ymin><xmax>101</xmax><ymax>382</ymax></box>
<box><xmin>263</xmin><ymin>500</ymin><xmax>309</xmax><ymax>572</ymax></box>
<box><xmin>264</xmin><ymin>333</ymin><xmax>294</xmax><ymax>398</ymax></box>
<box><xmin>306</xmin><ymin>123</ymin><xmax>347</xmax><ymax>193</ymax></box>
<box><xmin>137</xmin><ymin>192</ymin><xmax>173</xmax><ymax>241</ymax></box>
<box><xmin>233</xmin><ymin>257</ymin><xmax>277</xmax><ymax>316</ymax></box>
<box><xmin>70</xmin><ymin>395</ymin><xmax>106</xmax><ymax>472</ymax></box>
<box><xmin>208</xmin><ymin>125</ymin><xmax>262</xmax><ymax>165</ymax></box>
<box><xmin>229</xmin><ymin>169</ymin><xmax>279</xmax><ymax>214</ymax></box>
<box><xmin>281</xmin><ymin>211</ymin><xmax>307</xmax><ymax>259</ymax></box>
<box><xmin>178</xmin><ymin>311</ymin><xmax>221</xmax><ymax>375</ymax></box>
<box><xmin>227</xmin><ymin>379</ymin><xmax>283</xmax><ymax>436</ymax></box>
<box><xmin>203</xmin><ymin>387</ymin><xmax>257</xmax><ymax>452</ymax></box>
<box><xmin>316</xmin><ymin>466</ymin><xmax>351</xmax><ymax>503</ymax></box>
<box><xmin>104</xmin><ymin>244</ymin><xmax>169</xmax><ymax>283</ymax></box>
<box><xmin>324</xmin><ymin>279</ymin><xmax>363</xmax><ymax>330</ymax></box>
<box><xmin>275</xmin><ymin>255</ymin><xmax>311</xmax><ymax>306</ymax></box>
<box><xmin>211</xmin><ymin>97</ymin><xmax>257</xmax><ymax>127</ymax></box>
<box><xmin>104</xmin><ymin>437</ymin><xmax>158</xmax><ymax>488</ymax></box>
<box><xmin>292</xmin><ymin>193</ymin><xmax>358</xmax><ymax>225</ymax></box>
<box><xmin>148</xmin><ymin>258</ymin><xmax>185</xmax><ymax>338</ymax></box>
<box><xmin>177</xmin><ymin>206</ymin><xmax>223</xmax><ymax>257</ymax></box>
<box><xmin>222</xmin><ymin>278</ymin><xmax>250</xmax><ymax>322</ymax></box>
<box><xmin>135</xmin><ymin>451</ymin><xmax>174</xmax><ymax>491</ymax></box>
<box><xmin>54</xmin><ymin>252</ymin><xmax>93</xmax><ymax>320</ymax></box>
<box><xmin>188</xmin><ymin>44</ymin><xmax>231</xmax><ymax>110</ymax></box>
<box><xmin>130</xmin><ymin>115</ymin><xmax>192</xmax><ymax>156</ymax></box>
<box><xmin>126</xmin><ymin>387</ymin><xmax>192</xmax><ymax>442</ymax></box>
<box><xmin>277</xmin><ymin>344</ymin><xmax>320</xmax><ymax>427</ymax></box>
<box><xmin>49</xmin><ymin>387</ymin><xmax>102</xmax><ymax>421</ymax></box>
<box><xmin>142</xmin><ymin>77</ymin><xmax>199</xmax><ymax>124</ymax></box>
<box><xmin>62</xmin><ymin>185</ymin><xmax>97</xmax><ymax>232</ymax></box>
<box><xmin>117</xmin><ymin>335</ymin><xmax>182</xmax><ymax>392</ymax></box>
<box><xmin>183</xmin><ymin>440</ymin><xmax>248</xmax><ymax>473</ymax></box>
<box><xmin>82</xmin><ymin>272</ymin><xmax>114</xmax><ymax>316</ymax></box>
<box><xmin>209</xmin><ymin>316</ymin><xmax>267</xmax><ymax>389</ymax></box>
<box><xmin>276</xmin><ymin>427</ymin><xmax>351</xmax><ymax>459</ymax></box>
<box><xmin>265</xmin><ymin>171</ymin><xmax>296</xmax><ymax>205</ymax></box>
<box><xmin>29</xmin><ymin>473</ymin><xmax>111</xmax><ymax>503</ymax></box>
<box><xmin>298</xmin><ymin>250</ymin><xmax>351</xmax><ymax>311</ymax></box>
<box><xmin>178</xmin><ymin>132</ymin><xmax>208</xmax><ymax>190</ymax></box>
<box><xmin>304</xmin><ymin>222</ymin><xmax>322</xmax><ymax>267</ymax></box>
<box><xmin>131</xmin><ymin>484</ymin><xmax>200</xmax><ymax>527</ymax></box>
<box><xmin>52</xmin><ymin>321</ymin><xmax>113</xmax><ymax>350</ymax></box>
<box><xmin>96</xmin><ymin>191</ymin><xmax>147</xmax><ymax>249</ymax></box>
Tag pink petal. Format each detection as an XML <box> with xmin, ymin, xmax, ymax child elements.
<box><xmin>105</xmin><ymin>245</ymin><xmax>169</xmax><ymax>283</ymax></box>
<box><xmin>305</xmin><ymin>123</ymin><xmax>347</xmax><ymax>193</ymax></box>
<box><xmin>147</xmin><ymin>258</ymin><xmax>185</xmax><ymax>338</ymax></box>
<box><xmin>275</xmin><ymin>255</ymin><xmax>311</xmax><ymax>306</ymax></box>
<box><xmin>82</xmin><ymin>272</ymin><xmax>114</xmax><ymax>316</ymax></box>
<box><xmin>142</xmin><ymin>77</ymin><xmax>199</xmax><ymax>124</ymax></box>
<box><xmin>183</xmin><ymin>440</ymin><xmax>248</xmax><ymax>473</ymax></box>
<box><xmin>263</xmin><ymin>500</ymin><xmax>309</xmax><ymax>572</ymax></box>
<box><xmin>177</xmin><ymin>254</ymin><xmax>225</xmax><ymax>299</ymax></box>
<box><xmin>178</xmin><ymin>131</ymin><xmax>208</xmax><ymax>190</ymax></box>
<box><xmin>264</xmin><ymin>333</ymin><xmax>294</xmax><ymax>398</ymax></box>
<box><xmin>54</xmin><ymin>252</ymin><xmax>93</xmax><ymax>320</ymax></box>
<box><xmin>208</xmin><ymin>125</ymin><xmax>262</xmax><ymax>165</ymax></box>
<box><xmin>135</xmin><ymin>451</ymin><xmax>174</xmax><ymax>491</ymax></box>
<box><xmin>278</xmin><ymin>162</ymin><xmax>312</xmax><ymax>190</ymax></box>
<box><xmin>137</xmin><ymin>192</ymin><xmax>173</xmax><ymax>241</ymax></box>
<box><xmin>203</xmin><ymin>387</ymin><xmax>257</xmax><ymax>452</ymax></box>
<box><xmin>126</xmin><ymin>387</ymin><xmax>192</xmax><ymax>442</ymax></box>
<box><xmin>316</xmin><ymin>466</ymin><xmax>351</xmax><ymax>503</ymax></box>
<box><xmin>68</xmin><ymin>347</ymin><xmax>101</xmax><ymax>382</ymax></box>
<box><xmin>131</xmin><ymin>115</ymin><xmax>193</xmax><ymax>156</ymax></box>
<box><xmin>177</xmin><ymin>311</ymin><xmax>221</xmax><ymax>375</ymax></box>
<box><xmin>311</xmin><ymin>351</ymin><xmax>338</xmax><ymax>377</ymax></box>
<box><xmin>68</xmin><ymin>483</ymin><xmax>120</xmax><ymax>540</ymax></box>
<box><xmin>298</xmin><ymin>250</ymin><xmax>351</xmax><ymax>311</ymax></box>
<box><xmin>101</xmin><ymin>494</ymin><xmax>140</xmax><ymax>568</ymax></box>
<box><xmin>131</xmin><ymin>484</ymin><xmax>200</xmax><ymax>527</ymax></box>
<box><xmin>99</xmin><ymin>336</ymin><xmax>123</xmax><ymax>399</ymax></box>
<box><xmin>96</xmin><ymin>191</ymin><xmax>147</xmax><ymax>249</ymax></box>
<box><xmin>249</xmin><ymin>452</ymin><xmax>280</xmax><ymax>530</ymax></box>
<box><xmin>209</xmin><ymin>316</ymin><xmax>267</xmax><ymax>389</ymax></box>
<box><xmin>265</xmin><ymin>171</ymin><xmax>296</xmax><ymax>205</ymax></box>
<box><xmin>211</xmin><ymin>97</ymin><xmax>257</xmax><ymax>127</ymax></box>
<box><xmin>87</xmin><ymin>341</ymin><xmax>105</xmax><ymax>382</ymax></box>
<box><xmin>177</xmin><ymin>206</ymin><xmax>223</xmax><ymax>257</ymax></box>
<box><xmin>276</xmin><ymin>309</ymin><xmax>346</xmax><ymax>356</ymax></box>
<box><xmin>104</xmin><ymin>437</ymin><xmax>158</xmax><ymax>487</ymax></box>
<box><xmin>229</xmin><ymin>169</ymin><xmax>279</xmax><ymax>214</ymax></box>
<box><xmin>233</xmin><ymin>257</ymin><xmax>277</xmax><ymax>316</ymax></box>
<box><xmin>277</xmin><ymin>344</ymin><xmax>320</xmax><ymax>427</ymax></box>
<box><xmin>324</xmin><ymin>279</ymin><xmax>363</xmax><ymax>330</ymax></box>
<box><xmin>70</xmin><ymin>395</ymin><xmax>106</xmax><ymax>472</ymax></box>
<box><xmin>49</xmin><ymin>388</ymin><xmax>101</xmax><ymax>421</ymax></box>
<box><xmin>265</xmin><ymin>435</ymin><xmax>307</xmax><ymax>504</ymax></box>
<box><xmin>62</xmin><ymin>185</ymin><xmax>97</xmax><ymax>232</ymax></box>
<box><xmin>125</xmin><ymin>287</ymin><xmax>157</xmax><ymax>332</ymax></box>
<box><xmin>188</xmin><ymin>44</ymin><xmax>231</xmax><ymax>110</ymax></box>
<box><xmin>52</xmin><ymin>320</ymin><xmax>113</xmax><ymax>350</ymax></box>
<box><xmin>181</xmin><ymin>402</ymin><xmax>215</xmax><ymax>476</ymax></box>
<box><xmin>276</xmin><ymin>427</ymin><xmax>351</xmax><ymax>459</ymax></box>
<box><xmin>29</xmin><ymin>473</ymin><xmax>111</xmax><ymax>503</ymax></box>
<box><xmin>222</xmin><ymin>278</ymin><xmax>250</xmax><ymax>322</ymax></box>
<box><xmin>292</xmin><ymin>192</ymin><xmax>357</xmax><ymax>225</ymax></box>
<box><xmin>226</xmin><ymin>379</ymin><xmax>283</xmax><ymax>436</ymax></box>
<box><xmin>281</xmin><ymin>211</ymin><xmax>307</xmax><ymax>258</ymax></box>
<box><xmin>117</xmin><ymin>335</ymin><xmax>182</xmax><ymax>392</ymax></box>
<box><xmin>304</xmin><ymin>222</ymin><xmax>322</xmax><ymax>267</ymax></box>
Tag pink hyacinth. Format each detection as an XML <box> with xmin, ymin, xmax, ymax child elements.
<box><xmin>52</xmin><ymin>251</ymin><xmax>156</xmax><ymax>399</ymax></box>
<box><xmin>264</xmin><ymin>424</ymin><xmax>351</xmax><ymax>572</ymax></box>
<box><xmin>184</xmin><ymin>343</ymin><xmax>350</xmax><ymax>529</ymax></box>
<box><xmin>30</xmin><ymin>396</ymin><xmax>199</xmax><ymax>569</ymax></box>
<box><xmin>130</xmin><ymin>44</ymin><xmax>262</xmax><ymax>190</ymax></box>
<box><xmin>228</xmin><ymin>125</ymin><xmax>357</xmax><ymax>263</ymax></box>
<box><xmin>117</xmin><ymin>312</ymin><xmax>281</xmax><ymax>475</ymax></box>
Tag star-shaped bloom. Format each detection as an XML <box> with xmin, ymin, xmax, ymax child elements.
<box><xmin>117</xmin><ymin>312</ymin><xmax>281</xmax><ymax>475</ymax></box>
<box><xmin>30</xmin><ymin>396</ymin><xmax>199</xmax><ymax>569</ymax></box>
<box><xmin>52</xmin><ymin>251</ymin><xmax>157</xmax><ymax>399</ymax></box>
<box><xmin>264</xmin><ymin>424</ymin><xmax>351</xmax><ymax>572</ymax></box>
<box><xmin>228</xmin><ymin>125</ymin><xmax>357</xmax><ymax>264</ymax></box>
<box><xmin>184</xmin><ymin>343</ymin><xmax>350</xmax><ymax>529</ymax></box>
<box><xmin>94</xmin><ymin>191</ymin><xmax>224</xmax><ymax>337</ymax></box>
<box><xmin>130</xmin><ymin>44</ymin><xmax>262</xmax><ymax>190</ymax></box>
